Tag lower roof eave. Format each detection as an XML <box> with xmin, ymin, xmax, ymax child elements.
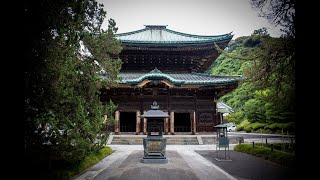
<box><xmin>116</xmin><ymin>82</ymin><xmax>238</xmax><ymax>88</ymax></box>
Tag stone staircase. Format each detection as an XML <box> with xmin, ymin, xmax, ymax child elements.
<box><xmin>110</xmin><ymin>135</ymin><xmax>199</xmax><ymax>145</ymax></box>
<box><xmin>110</xmin><ymin>136</ymin><xmax>143</xmax><ymax>145</ymax></box>
<box><xmin>166</xmin><ymin>136</ymin><xmax>199</xmax><ymax>145</ymax></box>
<box><xmin>107</xmin><ymin>134</ymin><xmax>251</xmax><ymax>145</ymax></box>
<box><xmin>201</xmin><ymin>136</ymin><xmax>216</xmax><ymax>144</ymax></box>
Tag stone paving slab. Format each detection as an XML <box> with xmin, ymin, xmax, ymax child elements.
<box><xmin>73</xmin><ymin>145</ymin><xmax>237</xmax><ymax>180</ymax></box>
<box><xmin>94</xmin><ymin>150</ymin><xmax>200</xmax><ymax>180</ymax></box>
<box><xmin>195</xmin><ymin>150</ymin><xmax>296</xmax><ymax>180</ymax></box>
<box><xmin>74</xmin><ymin>144</ymin><xmax>297</xmax><ymax>180</ymax></box>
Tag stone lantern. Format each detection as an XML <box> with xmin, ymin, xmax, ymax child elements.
<box><xmin>140</xmin><ymin>101</ymin><xmax>170</xmax><ymax>163</ymax></box>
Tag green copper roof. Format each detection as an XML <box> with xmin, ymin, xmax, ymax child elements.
<box><xmin>117</xmin><ymin>68</ymin><xmax>239</xmax><ymax>86</ymax></box>
<box><xmin>115</xmin><ymin>25</ymin><xmax>233</xmax><ymax>46</ymax></box>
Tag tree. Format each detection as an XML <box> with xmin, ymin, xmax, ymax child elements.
<box><xmin>24</xmin><ymin>0</ymin><xmax>122</xmax><ymax>169</ymax></box>
<box><xmin>212</xmin><ymin>31</ymin><xmax>295</xmax><ymax>125</ymax></box>
<box><xmin>250</xmin><ymin>0</ymin><xmax>295</xmax><ymax>37</ymax></box>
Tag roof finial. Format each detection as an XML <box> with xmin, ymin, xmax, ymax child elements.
<box><xmin>150</xmin><ymin>67</ymin><xmax>162</xmax><ymax>73</ymax></box>
<box><xmin>144</xmin><ymin>25</ymin><xmax>167</xmax><ymax>29</ymax></box>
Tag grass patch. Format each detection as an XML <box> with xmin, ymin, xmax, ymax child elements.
<box><xmin>234</xmin><ymin>144</ymin><xmax>295</xmax><ymax>168</ymax></box>
<box><xmin>53</xmin><ymin>146</ymin><xmax>113</xmax><ymax>180</ymax></box>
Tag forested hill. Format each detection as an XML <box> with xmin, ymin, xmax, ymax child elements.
<box><xmin>211</xmin><ymin>31</ymin><xmax>295</xmax><ymax>134</ymax></box>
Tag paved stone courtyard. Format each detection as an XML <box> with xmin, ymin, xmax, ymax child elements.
<box><xmin>73</xmin><ymin>145</ymin><xmax>295</xmax><ymax>180</ymax></box>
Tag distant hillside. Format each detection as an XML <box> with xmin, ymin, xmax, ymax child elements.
<box><xmin>210</xmin><ymin>34</ymin><xmax>295</xmax><ymax>133</ymax></box>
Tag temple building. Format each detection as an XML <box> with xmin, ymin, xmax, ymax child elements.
<box><xmin>100</xmin><ymin>25</ymin><xmax>239</xmax><ymax>135</ymax></box>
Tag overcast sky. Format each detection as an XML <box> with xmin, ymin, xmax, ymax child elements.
<box><xmin>96</xmin><ymin>0</ymin><xmax>282</xmax><ymax>39</ymax></box>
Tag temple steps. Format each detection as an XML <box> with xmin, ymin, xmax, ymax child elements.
<box><xmin>108</xmin><ymin>134</ymin><xmax>244</xmax><ymax>145</ymax></box>
<box><xmin>111</xmin><ymin>136</ymin><xmax>143</xmax><ymax>145</ymax></box>
<box><xmin>110</xmin><ymin>135</ymin><xmax>199</xmax><ymax>145</ymax></box>
<box><xmin>166</xmin><ymin>137</ymin><xmax>199</xmax><ymax>145</ymax></box>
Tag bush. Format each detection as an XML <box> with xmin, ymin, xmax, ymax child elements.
<box><xmin>252</xmin><ymin>123</ymin><xmax>267</xmax><ymax>131</ymax></box>
<box><xmin>283</xmin><ymin>122</ymin><xmax>295</xmax><ymax>132</ymax></box>
<box><xmin>243</xmin><ymin>124</ymin><xmax>252</xmax><ymax>133</ymax></box>
<box><xmin>268</xmin><ymin>123</ymin><xmax>286</xmax><ymax>130</ymax></box>
<box><xmin>253</xmin><ymin>129</ymin><xmax>273</xmax><ymax>134</ymax></box>
<box><xmin>265</xmin><ymin>122</ymin><xmax>295</xmax><ymax>134</ymax></box>
<box><xmin>53</xmin><ymin>146</ymin><xmax>113</xmax><ymax>180</ymax></box>
<box><xmin>224</xmin><ymin>112</ymin><xmax>243</xmax><ymax>125</ymax></box>
<box><xmin>78</xmin><ymin>146</ymin><xmax>113</xmax><ymax>173</ymax></box>
<box><xmin>234</xmin><ymin>144</ymin><xmax>295</xmax><ymax>168</ymax></box>
<box><xmin>236</xmin><ymin>119</ymin><xmax>250</xmax><ymax>131</ymax></box>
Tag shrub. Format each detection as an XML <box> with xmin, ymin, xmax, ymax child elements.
<box><xmin>265</xmin><ymin>122</ymin><xmax>295</xmax><ymax>134</ymax></box>
<box><xmin>283</xmin><ymin>122</ymin><xmax>295</xmax><ymax>132</ymax></box>
<box><xmin>234</xmin><ymin>144</ymin><xmax>295</xmax><ymax>168</ymax></box>
<box><xmin>268</xmin><ymin>123</ymin><xmax>286</xmax><ymax>130</ymax></box>
<box><xmin>254</xmin><ymin>129</ymin><xmax>273</xmax><ymax>134</ymax></box>
<box><xmin>243</xmin><ymin>124</ymin><xmax>252</xmax><ymax>133</ymax></box>
<box><xmin>236</xmin><ymin>119</ymin><xmax>250</xmax><ymax>131</ymax></box>
<box><xmin>252</xmin><ymin>123</ymin><xmax>267</xmax><ymax>131</ymax></box>
<box><xmin>53</xmin><ymin>146</ymin><xmax>113</xmax><ymax>180</ymax></box>
<box><xmin>78</xmin><ymin>146</ymin><xmax>113</xmax><ymax>173</ymax></box>
<box><xmin>224</xmin><ymin>112</ymin><xmax>243</xmax><ymax>125</ymax></box>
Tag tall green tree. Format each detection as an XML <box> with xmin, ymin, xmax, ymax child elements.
<box><xmin>24</xmin><ymin>0</ymin><xmax>122</xmax><ymax>166</ymax></box>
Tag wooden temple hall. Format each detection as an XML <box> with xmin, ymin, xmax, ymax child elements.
<box><xmin>100</xmin><ymin>25</ymin><xmax>239</xmax><ymax>135</ymax></box>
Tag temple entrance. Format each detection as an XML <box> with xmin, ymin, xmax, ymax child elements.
<box><xmin>174</xmin><ymin>112</ymin><xmax>191</xmax><ymax>132</ymax></box>
<box><xmin>120</xmin><ymin>112</ymin><xmax>136</xmax><ymax>132</ymax></box>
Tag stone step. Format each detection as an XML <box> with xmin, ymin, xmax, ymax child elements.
<box><xmin>110</xmin><ymin>136</ymin><xmax>199</xmax><ymax>145</ymax></box>
<box><xmin>201</xmin><ymin>137</ymin><xmax>216</xmax><ymax>144</ymax></box>
<box><xmin>109</xmin><ymin>135</ymin><xmax>244</xmax><ymax>145</ymax></box>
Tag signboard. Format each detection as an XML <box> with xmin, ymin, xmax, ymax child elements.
<box><xmin>218</xmin><ymin>137</ymin><xmax>229</xmax><ymax>147</ymax></box>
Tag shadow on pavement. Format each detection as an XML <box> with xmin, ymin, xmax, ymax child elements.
<box><xmin>195</xmin><ymin>150</ymin><xmax>296</xmax><ymax>180</ymax></box>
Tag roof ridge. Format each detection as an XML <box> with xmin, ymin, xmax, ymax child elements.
<box><xmin>115</xmin><ymin>25</ymin><xmax>234</xmax><ymax>42</ymax></box>
<box><xmin>192</xmin><ymin>72</ymin><xmax>243</xmax><ymax>78</ymax></box>
<box><xmin>164</xmin><ymin>28</ymin><xmax>232</xmax><ymax>39</ymax></box>
<box><xmin>115</xmin><ymin>28</ymin><xmax>148</xmax><ymax>37</ymax></box>
<box><xmin>116</xmin><ymin>71</ymin><xmax>239</xmax><ymax>86</ymax></box>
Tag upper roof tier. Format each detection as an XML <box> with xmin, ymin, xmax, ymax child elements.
<box><xmin>115</xmin><ymin>25</ymin><xmax>233</xmax><ymax>46</ymax></box>
<box><xmin>115</xmin><ymin>25</ymin><xmax>233</xmax><ymax>73</ymax></box>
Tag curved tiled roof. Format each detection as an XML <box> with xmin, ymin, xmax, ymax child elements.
<box><xmin>115</xmin><ymin>25</ymin><xmax>233</xmax><ymax>46</ymax></box>
<box><xmin>117</xmin><ymin>68</ymin><xmax>239</xmax><ymax>86</ymax></box>
<box><xmin>217</xmin><ymin>102</ymin><xmax>234</xmax><ymax>113</ymax></box>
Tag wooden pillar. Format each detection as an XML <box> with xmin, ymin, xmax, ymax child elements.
<box><xmin>114</xmin><ymin>111</ymin><xmax>120</xmax><ymax>135</ymax></box>
<box><xmin>140</xmin><ymin>92</ymin><xmax>144</xmax><ymax>133</ymax></box>
<box><xmin>193</xmin><ymin>91</ymin><xmax>198</xmax><ymax>134</ymax></box>
<box><xmin>170</xmin><ymin>111</ymin><xmax>175</xmax><ymax>135</ymax></box>
<box><xmin>192</xmin><ymin>111</ymin><xmax>197</xmax><ymax>135</ymax></box>
<box><xmin>136</xmin><ymin>111</ymin><xmax>141</xmax><ymax>135</ymax></box>
<box><xmin>143</xmin><ymin>111</ymin><xmax>147</xmax><ymax>135</ymax></box>
<box><xmin>164</xmin><ymin>111</ymin><xmax>169</xmax><ymax>135</ymax></box>
<box><xmin>143</xmin><ymin>118</ymin><xmax>147</xmax><ymax>135</ymax></box>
